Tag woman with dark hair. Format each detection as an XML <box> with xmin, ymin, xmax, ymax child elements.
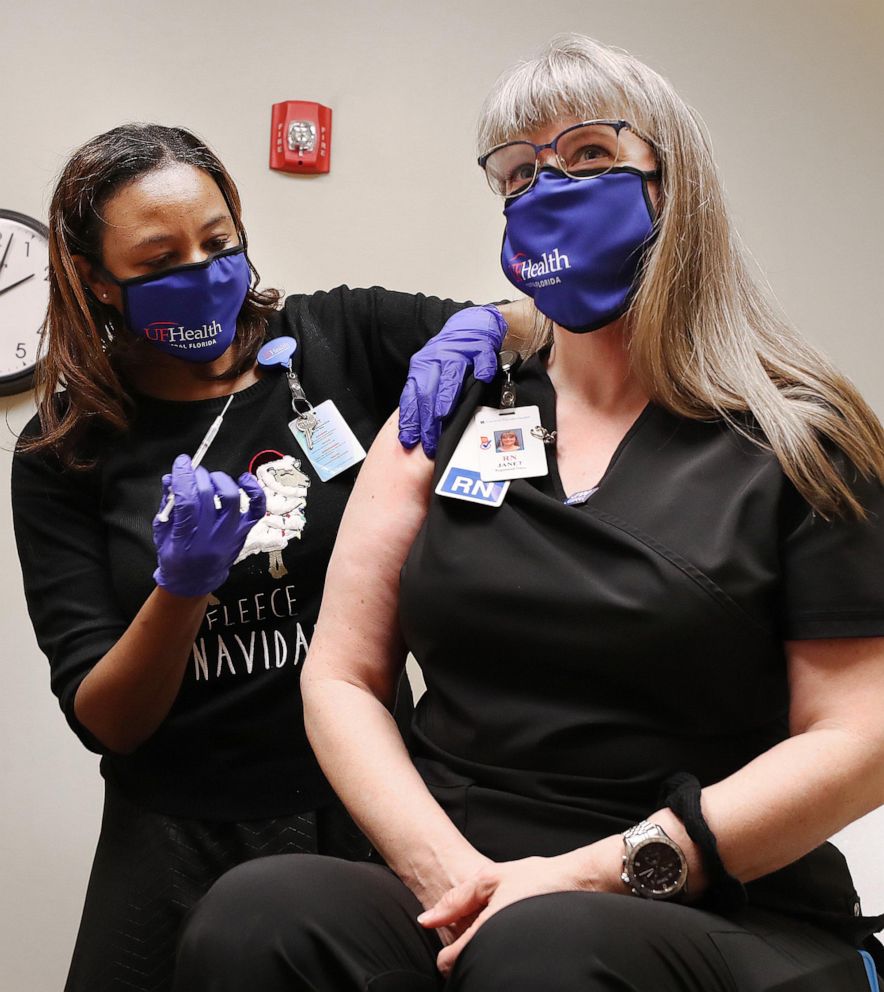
<box><xmin>11</xmin><ymin>122</ymin><xmax>524</xmax><ymax>992</ymax></box>
<box><xmin>175</xmin><ymin>35</ymin><xmax>884</xmax><ymax>992</ymax></box>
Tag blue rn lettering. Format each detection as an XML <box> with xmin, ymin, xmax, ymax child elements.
<box><xmin>471</xmin><ymin>479</ymin><xmax>498</xmax><ymax>499</ymax></box>
<box><xmin>440</xmin><ymin>468</ymin><xmax>504</xmax><ymax>504</ymax></box>
<box><xmin>451</xmin><ymin>476</ymin><xmax>474</xmax><ymax>494</ymax></box>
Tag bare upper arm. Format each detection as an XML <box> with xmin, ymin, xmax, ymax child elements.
<box><xmin>303</xmin><ymin>413</ymin><xmax>435</xmax><ymax>702</ymax></box>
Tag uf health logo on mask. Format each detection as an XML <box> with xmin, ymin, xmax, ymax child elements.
<box><xmin>143</xmin><ymin>319</ymin><xmax>223</xmax><ymax>343</ymax></box>
<box><xmin>508</xmin><ymin>249</ymin><xmax>571</xmax><ymax>283</ymax></box>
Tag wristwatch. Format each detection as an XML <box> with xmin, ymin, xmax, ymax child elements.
<box><xmin>621</xmin><ymin>820</ymin><xmax>688</xmax><ymax>900</ymax></box>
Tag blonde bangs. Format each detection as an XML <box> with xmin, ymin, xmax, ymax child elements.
<box><xmin>478</xmin><ymin>35</ymin><xmax>669</xmax><ymax>154</ymax></box>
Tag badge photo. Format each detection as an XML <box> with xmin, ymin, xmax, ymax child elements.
<box><xmin>477</xmin><ymin>405</ymin><xmax>549</xmax><ymax>482</ymax></box>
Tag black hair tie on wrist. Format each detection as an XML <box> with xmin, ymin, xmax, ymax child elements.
<box><xmin>661</xmin><ymin>772</ymin><xmax>748</xmax><ymax>912</ymax></box>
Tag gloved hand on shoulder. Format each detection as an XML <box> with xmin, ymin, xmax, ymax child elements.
<box><xmin>153</xmin><ymin>454</ymin><xmax>266</xmax><ymax>598</ymax></box>
<box><xmin>398</xmin><ymin>304</ymin><xmax>507</xmax><ymax>457</ymax></box>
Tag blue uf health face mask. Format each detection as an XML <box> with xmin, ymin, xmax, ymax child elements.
<box><xmin>501</xmin><ymin>168</ymin><xmax>657</xmax><ymax>333</ymax></box>
<box><xmin>112</xmin><ymin>246</ymin><xmax>251</xmax><ymax>363</ymax></box>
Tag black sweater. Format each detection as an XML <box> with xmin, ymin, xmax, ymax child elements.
<box><xmin>13</xmin><ymin>286</ymin><xmax>464</xmax><ymax>820</ymax></box>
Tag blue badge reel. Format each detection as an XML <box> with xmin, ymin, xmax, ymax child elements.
<box><xmin>258</xmin><ymin>336</ymin><xmax>298</xmax><ymax>368</ymax></box>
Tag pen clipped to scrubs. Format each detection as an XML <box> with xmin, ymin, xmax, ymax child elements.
<box><xmin>156</xmin><ymin>394</ymin><xmax>235</xmax><ymax>522</ymax></box>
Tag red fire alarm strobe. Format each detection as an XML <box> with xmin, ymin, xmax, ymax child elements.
<box><xmin>270</xmin><ymin>101</ymin><xmax>332</xmax><ymax>174</ymax></box>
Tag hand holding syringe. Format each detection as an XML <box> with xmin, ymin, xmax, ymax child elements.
<box><xmin>151</xmin><ymin>411</ymin><xmax>265</xmax><ymax>599</ymax></box>
<box><xmin>156</xmin><ymin>394</ymin><xmax>235</xmax><ymax>523</ymax></box>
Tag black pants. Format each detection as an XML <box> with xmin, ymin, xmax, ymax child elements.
<box><xmin>65</xmin><ymin>786</ymin><xmax>369</xmax><ymax>992</ymax></box>
<box><xmin>173</xmin><ymin>854</ymin><xmax>872</xmax><ymax>992</ymax></box>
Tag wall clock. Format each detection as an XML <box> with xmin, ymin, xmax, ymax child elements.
<box><xmin>0</xmin><ymin>209</ymin><xmax>50</xmax><ymax>396</ymax></box>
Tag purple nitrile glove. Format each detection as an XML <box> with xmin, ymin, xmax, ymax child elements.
<box><xmin>398</xmin><ymin>304</ymin><xmax>507</xmax><ymax>457</ymax></box>
<box><xmin>153</xmin><ymin>454</ymin><xmax>266</xmax><ymax>598</ymax></box>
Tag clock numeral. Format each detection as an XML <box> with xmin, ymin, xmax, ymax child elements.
<box><xmin>24</xmin><ymin>240</ymin><xmax>30</xmax><ymax>258</ymax></box>
<box><xmin>15</xmin><ymin>343</ymin><xmax>27</xmax><ymax>360</ymax></box>
<box><xmin>44</xmin><ymin>265</ymin><xmax>49</xmax><ymax>281</ymax></box>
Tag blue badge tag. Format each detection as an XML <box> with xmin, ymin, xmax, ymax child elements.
<box><xmin>258</xmin><ymin>336</ymin><xmax>298</xmax><ymax>368</ymax></box>
<box><xmin>438</xmin><ymin>467</ymin><xmax>509</xmax><ymax>505</ymax></box>
<box><xmin>436</xmin><ymin>407</ymin><xmax>510</xmax><ymax>508</ymax></box>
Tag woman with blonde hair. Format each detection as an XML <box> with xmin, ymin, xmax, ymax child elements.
<box><xmin>175</xmin><ymin>35</ymin><xmax>884</xmax><ymax>991</ymax></box>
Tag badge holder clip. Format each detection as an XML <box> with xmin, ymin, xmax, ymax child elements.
<box><xmin>498</xmin><ymin>349</ymin><xmax>521</xmax><ymax>409</ymax></box>
<box><xmin>285</xmin><ymin>370</ymin><xmax>319</xmax><ymax>449</ymax></box>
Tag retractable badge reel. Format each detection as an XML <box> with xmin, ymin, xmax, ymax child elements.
<box><xmin>257</xmin><ymin>338</ymin><xmax>365</xmax><ymax>481</ymax></box>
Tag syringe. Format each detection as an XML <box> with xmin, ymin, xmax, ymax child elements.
<box><xmin>156</xmin><ymin>394</ymin><xmax>235</xmax><ymax>523</ymax></box>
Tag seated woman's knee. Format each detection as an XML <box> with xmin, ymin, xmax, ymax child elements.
<box><xmin>450</xmin><ymin>893</ymin><xmax>612</xmax><ymax>991</ymax></box>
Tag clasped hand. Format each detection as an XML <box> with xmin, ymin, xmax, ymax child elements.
<box><xmin>417</xmin><ymin>852</ymin><xmax>596</xmax><ymax>977</ymax></box>
<box><xmin>153</xmin><ymin>454</ymin><xmax>266</xmax><ymax>598</ymax></box>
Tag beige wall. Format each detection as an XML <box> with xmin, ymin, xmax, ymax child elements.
<box><xmin>2</xmin><ymin>1</ymin><xmax>883</xmax><ymax>987</ymax></box>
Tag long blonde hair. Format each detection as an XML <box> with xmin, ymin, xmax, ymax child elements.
<box><xmin>479</xmin><ymin>35</ymin><xmax>884</xmax><ymax>519</ymax></box>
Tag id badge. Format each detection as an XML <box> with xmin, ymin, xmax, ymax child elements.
<box><xmin>289</xmin><ymin>399</ymin><xmax>366</xmax><ymax>481</ymax></box>
<box><xmin>436</xmin><ymin>407</ymin><xmax>510</xmax><ymax>508</ymax></box>
<box><xmin>477</xmin><ymin>405</ymin><xmax>549</xmax><ymax>482</ymax></box>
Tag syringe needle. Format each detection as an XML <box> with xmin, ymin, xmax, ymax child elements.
<box><xmin>156</xmin><ymin>394</ymin><xmax>236</xmax><ymax>523</ymax></box>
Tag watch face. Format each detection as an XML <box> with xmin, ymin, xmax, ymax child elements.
<box><xmin>0</xmin><ymin>210</ymin><xmax>49</xmax><ymax>395</ymax></box>
<box><xmin>631</xmin><ymin>840</ymin><xmax>685</xmax><ymax>896</ymax></box>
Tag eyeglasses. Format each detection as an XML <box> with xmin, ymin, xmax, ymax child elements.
<box><xmin>478</xmin><ymin>119</ymin><xmax>655</xmax><ymax>198</ymax></box>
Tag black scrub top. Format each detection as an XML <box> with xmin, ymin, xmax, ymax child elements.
<box><xmin>399</xmin><ymin>353</ymin><xmax>884</xmax><ymax>940</ymax></box>
<box><xmin>13</xmin><ymin>287</ymin><xmax>467</xmax><ymax>821</ymax></box>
